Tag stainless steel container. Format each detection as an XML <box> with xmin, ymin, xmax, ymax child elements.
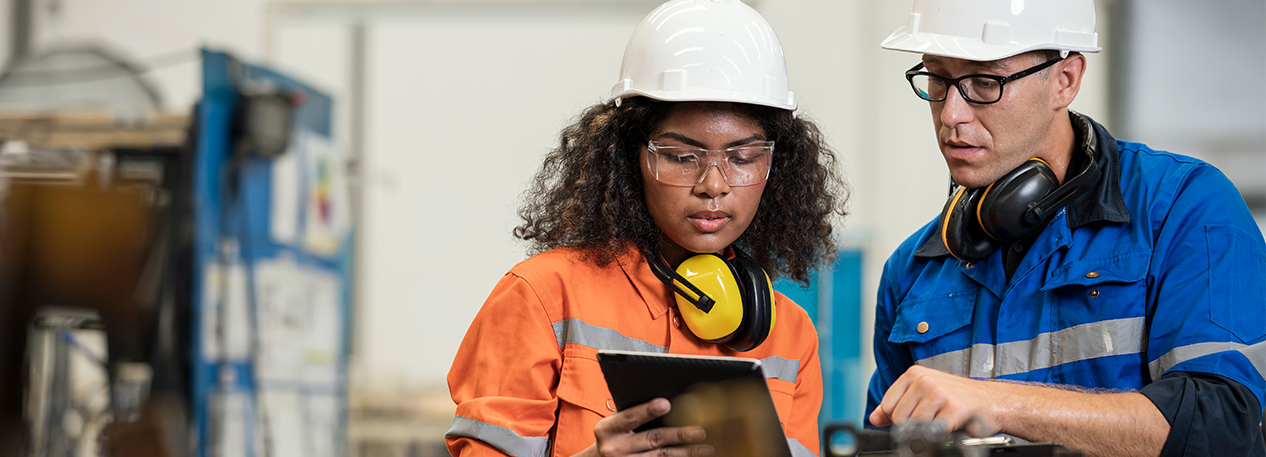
<box><xmin>24</xmin><ymin>307</ymin><xmax>111</xmax><ymax>457</ymax></box>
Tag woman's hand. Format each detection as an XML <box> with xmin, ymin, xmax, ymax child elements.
<box><xmin>574</xmin><ymin>398</ymin><xmax>714</xmax><ymax>457</ymax></box>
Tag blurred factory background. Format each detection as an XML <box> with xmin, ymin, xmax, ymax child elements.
<box><xmin>0</xmin><ymin>0</ymin><xmax>1260</xmax><ymax>456</ymax></box>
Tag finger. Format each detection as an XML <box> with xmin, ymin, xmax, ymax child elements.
<box><xmin>597</xmin><ymin>398</ymin><xmax>671</xmax><ymax>437</ymax></box>
<box><xmin>907</xmin><ymin>391</ymin><xmax>945</xmax><ymax>424</ymax></box>
<box><xmin>889</xmin><ymin>369</ymin><xmax>942</xmax><ymax>425</ymax></box>
<box><xmin>628</xmin><ymin>444</ymin><xmax>715</xmax><ymax>457</ymax></box>
<box><xmin>869</xmin><ymin>407</ymin><xmax>892</xmax><ymax>427</ymax></box>
<box><xmin>636</xmin><ymin>426</ymin><xmax>706</xmax><ymax>451</ymax></box>
<box><xmin>877</xmin><ymin>373</ymin><xmax>913</xmax><ymax>421</ymax></box>
<box><xmin>598</xmin><ymin>427</ymin><xmax>708</xmax><ymax>456</ymax></box>
<box><xmin>887</xmin><ymin>383</ymin><xmax>925</xmax><ymax>425</ymax></box>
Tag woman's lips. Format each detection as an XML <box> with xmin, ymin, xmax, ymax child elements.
<box><xmin>689</xmin><ymin>212</ymin><xmax>730</xmax><ymax>232</ymax></box>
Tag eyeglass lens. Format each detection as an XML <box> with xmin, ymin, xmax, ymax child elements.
<box><xmin>648</xmin><ymin>142</ymin><xmax>773</xmax><ymax>187</ymax></box>
<box><xmin>910</xmin><ymin>74</ymin><xmax>1003</xmax><ymax>103</ymax></box>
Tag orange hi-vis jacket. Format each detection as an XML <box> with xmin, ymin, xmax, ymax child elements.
<box><xmin>446</xmin><ymin>246</ymin><xmax>823</xmax><ymax>457</ymax></box>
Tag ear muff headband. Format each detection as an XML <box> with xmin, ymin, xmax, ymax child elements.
<box><xmin>648</xmin><ymin>253</ymin><xmax>716</xmax><ymax>313</ymax></box>
<box><xmin>975</xmin><ymin>181</ymin><xmax>1000</xmax><ymax>240</ymax></box>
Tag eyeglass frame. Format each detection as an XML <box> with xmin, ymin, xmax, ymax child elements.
<box><xmin>644</xmin><ymin>139</ymin><xmax>776</xmax><ymax>187</ymax></box>
<box><xmin>904</xmin><ymin>56</ymin><xmax>1064</xmax><ymax>104</ymax></box>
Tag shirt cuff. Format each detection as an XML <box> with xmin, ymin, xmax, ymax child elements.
<box><xmin>1138</xmin><ymin>371</ymin><xmax>1265</xmax><ymax>457</ymax></box>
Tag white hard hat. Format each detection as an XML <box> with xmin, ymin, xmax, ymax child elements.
<box><xmin>881</xmin><ymin>0</ymin><xmax>1102</xmax><ymax>61</ymax></box>
<box><xmin>609</xmin><ymin>0</ymin><xmax>796</xmax><ymax>112</ymax></box>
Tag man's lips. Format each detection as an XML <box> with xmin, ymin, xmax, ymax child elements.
<box><xmin>688</xmin><ymin>211</ymin><xmax>730</xmax><ymax>233</ymax></box>
<box><xmin>943</xmin><ymin>139</ymin><xmax>983</xmax><ymax>161</ymax></box>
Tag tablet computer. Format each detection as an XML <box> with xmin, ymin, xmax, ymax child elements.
<box><xmin>597</xmin><ymin>350</ymin><xmax>792</xmax><ymax>457</ymax></box>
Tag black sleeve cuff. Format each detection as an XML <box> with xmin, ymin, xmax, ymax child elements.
<box><xmin>1138</xmin><ymin>371</ymin><xmax>1265</xmax><ymax>457</ymax></box>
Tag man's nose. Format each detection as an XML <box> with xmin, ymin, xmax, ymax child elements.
<box><xmin>939</xmin><ymin>83</ymin><xmax>975</xmax><ymax>127</ymax></box>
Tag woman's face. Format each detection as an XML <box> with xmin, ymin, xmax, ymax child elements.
<box><xmin>641</xmin><ymin>102</ymin><xmax>769</xmax><ymax>265</ymax></box>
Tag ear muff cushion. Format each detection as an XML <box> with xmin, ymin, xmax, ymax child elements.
<box><xmin>675</xmin><ymin>254</ymin><xmax>745</xmax><ymax>343</ymax></box>
<box><xmin>941</xmin><ymin>186</ymin><xmax>998</xmax><ymax>262</ymax></box>
<box><xmin>977</xmin><ymin>159</ymin><xmax>1060</xmax><ymax>240</ymax></box>
<box><xmin>727</xmin><ymin>257</ymin><xmax>774</xmax><ymax>352</ymax></box>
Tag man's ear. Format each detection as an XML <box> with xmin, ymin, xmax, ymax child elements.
<box><xmin>1052</xmin><ymin>53</ymin><xmax>1087</xmax><ymax>110</ymax></box>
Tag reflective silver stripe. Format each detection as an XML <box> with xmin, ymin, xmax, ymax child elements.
<box><xmin>760</xmin><ymin>356</ymin><xmax>800</xmax><ymax>384</ymax></box>
<box><xmin>917</xmin><ymin>317</ymin><xmax>1146</xmax><ymax>379</ymax></box>
<box><xmin>446</xmin><ymin>415</ymin><xmax>550</xmax><ymax>457</ymax></box>
<box><xmin>1148</xmin><ymin>340</ymin><xmax>1266</xmax><ymax>382</ymax></box>
<box><xmin>553</xmin><ymin>318</ymin><xmax>668</xmax><ymax>353</ymax></box>
<box><xmin>788</xmin><ymin>437</ymin><xmax>817</xmax><ymax>457</ymax></box>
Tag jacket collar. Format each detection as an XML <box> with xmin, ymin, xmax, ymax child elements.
<box><xmin>913</xmin><ymin>112</ymin><xmax>1131</xmax><ymax>259</ymax></box>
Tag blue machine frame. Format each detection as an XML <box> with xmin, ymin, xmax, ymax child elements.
<box><xmin>190</xmin><ymin>49</ymin><xmax>351</xmax><ymax>457</ymax></box>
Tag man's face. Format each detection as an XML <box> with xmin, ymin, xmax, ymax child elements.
<box><xmin>640</xmin><ymin>102</ymin><xmax>768</xmax><ymax>265</ymax></box>
<box><xmin>923</xmin><ymin>53</ymin><xmax>1058</xmax><ymax>188</ymax></box>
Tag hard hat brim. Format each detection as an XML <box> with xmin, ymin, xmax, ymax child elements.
<box><xmin>880</xmin><ymin>27</ymin><xmax>1101</xmax><ymax>62</ymax></box>
<box><xmin>610</xmin><ymin>87</ymin><xmax>796</xmax><ymax>112</ymax></box>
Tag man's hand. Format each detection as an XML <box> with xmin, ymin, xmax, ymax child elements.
<box><xmin>869</xmin><ymin>365</ymin><xmax>1002</xmax><ymax>437</ymax></box>
<box><xmin>869</xmin><ymin>365</ymin><xmax>1169</xmax><ymax>457</ymax></box>
<box><xmin>576</xmin><ymin>398</ymin><xmax>714</xmax><ymax>457</ymax></box>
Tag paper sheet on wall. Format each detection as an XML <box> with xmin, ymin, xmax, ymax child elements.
<box><xmin>300</xmin><ymin>131</ymin><xmax>350</xmax><ymax>257</ymax></box>
<box><xmin>201</xmin><ymin>258</ymin><xmax>253</xmax><ymax>361</ymax></box>
<box><xmin>253</xmin><ymin>256</ymin><xmax>342</xmax><ymax>385</ymax></box>
<box><xmin>258</xmin><ymin>391</ymin><xmax>340</xmax><ymax>457</ymax></box>
<box><xmin>269</xmin><ymin>136</ymin><xmax>302</xmax><ymax>245</ymax></box>
<box><xmin>212</xmin><ymin>390</ymin><xmax>253</xmax><ymax>457</ymax></box>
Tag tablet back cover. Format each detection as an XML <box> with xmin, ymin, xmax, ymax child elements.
<box><xmin>597</xmin><ymin>350</ymin><xmax>792</xmax><ymax>457</ymax></box>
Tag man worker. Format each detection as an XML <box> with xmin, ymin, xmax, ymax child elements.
<box><xmin>864</xmin><ymin>1</ymin><xmax>1266</xmax><ymax>456</ymax></box>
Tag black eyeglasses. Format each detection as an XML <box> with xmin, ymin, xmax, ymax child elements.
<box><xmin>905</xmin><ymin>57</ymin><xmax>1064</xmax><ymax>104</ymax></box>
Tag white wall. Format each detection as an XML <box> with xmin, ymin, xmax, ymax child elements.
<box><xmin>4</xmin><ymin>0</ymin><xmax>1116</xmax><ymax>410</ymax></box>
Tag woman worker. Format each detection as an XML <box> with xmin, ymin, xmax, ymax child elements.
<box><xmin>446</xmin><ymin>1</ymin><xmax>848</xmax><ymax>456</ymax></box>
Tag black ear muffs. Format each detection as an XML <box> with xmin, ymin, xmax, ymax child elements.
<box><xmin>940</xmin><ymin>185</ymin><xmax>999</xmax><ymax>262</ymax></box>
<box><xmin>941</xmin><ymin>158</ymin><xmax>1060</xmax><ymax>262</ymax></box>
<box><xmin>939</xmin><ymin>114</ymin><xmax>1103</xmax><ymax>262</ymax></box>
<box><xmin>647</xmin><ymin>250</ymin><xmax>775</xmax><ymax>352</ymax></box>
<box><xmin>977</xmin><ymin>158</ymin><xmax>1061</xmax><ymax>240</ymax></box>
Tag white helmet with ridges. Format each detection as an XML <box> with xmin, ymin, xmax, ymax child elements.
<box><xmin>881</xmin><ymin>0</ymin><xmax>1102</xmax><ymax>61</ymax></box>
<box><xmin>609</xmin><ymin>0</ymin><xmax>796</xmax><ymax>112</ymax></box>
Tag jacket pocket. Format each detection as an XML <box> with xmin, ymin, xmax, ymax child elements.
<box><xmin>1206</xmin><ymin>226</ymin><xmax>1266</xmax><ymax>342</ymax></box>
<box><xmin>552</xmin><ymin>350</ymin><xmax>613</xmax><ymax>457</ymax></box>
<box><xmin>889</xmin><ymin>289</ymin><xmax>977</xmax><ymax>344</ymax></box>
<box><xmin>1041</xmin><ymin>249</ymin><xmax>1149</xmax><ymax>291</ymax></box>
<box><xmin>555</xmin><ymin>350</ymin><xmax>614</xmax><ymax>418</ymax></box>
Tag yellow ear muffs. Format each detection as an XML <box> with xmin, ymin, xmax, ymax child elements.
<box><xmin>648</xmin><ymin>251</ymin><xmax>775</xmax><ymax>352</ymax></box>
<box><xmin>674</xmin><ymin>254</ymin><xmax>746</xmax><ymax>343</ymax></box>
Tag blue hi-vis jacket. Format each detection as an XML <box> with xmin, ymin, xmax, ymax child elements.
<box><xmin>866</xmin><ymin>114</ymin><xmax>1266</xmax><ymax>454</ymax></box>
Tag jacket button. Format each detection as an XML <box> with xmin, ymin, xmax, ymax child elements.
<box><xmin>672</xmin><ymin>315</ymin><xmax>681</xmax><ymax>328</ymax></box>
<box><xmin>1086</xmin><ymin>271</ymin><xmax>1100</xmax><ymax>279</ymax></box>
<box><xmin>965</xmin><ymin>262</ymin><xmax>975</xmax><ymax>270</ymax></box>
<box><xmin>1089</xmin><ymin>289</ymin><xmax>1100</xmax><ymax>298</ymax></box>
<box><xmin>606</xmin><ymin>398</ymin><xmax>617</xmax><ymax>412</ymax></box>
<box><xmin>917</xmin><ymin>322</ymin><xmax>929</xmax><ymax>334</ymax></box>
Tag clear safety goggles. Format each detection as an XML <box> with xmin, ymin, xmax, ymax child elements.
<box><xmin>645</xmin><ymin>140</ymin><xmax>775</xmax><ymax>187</ymax></box>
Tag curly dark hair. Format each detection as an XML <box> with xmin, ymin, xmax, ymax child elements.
<box><xmin>514</xmin><ymin>97</ymin><xmax>849</xmax><ymax>285</ymax></box>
